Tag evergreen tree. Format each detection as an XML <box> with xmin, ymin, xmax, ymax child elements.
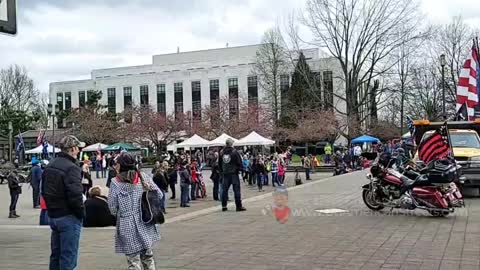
<box><xmin>280</xmin><ymin>52</ymin><xmax>319</xmax><ymax>128</ymax></box>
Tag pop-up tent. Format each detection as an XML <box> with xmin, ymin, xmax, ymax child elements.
<box><xmin>351</xmin><ymin>135</ymin><xmax>380</xmax><ymax>144</ymax></box>
<box><xmin>208</xmin><ymin>133</ymin><xmax>238</xmax><ymax>147</ymax></box>
<box><xmin>235</xmin><ymin>131</ymin><xmax>275</xmax><ymax>146</ymax></box>
<box><xmin>82</xmin><ymin>143</ymin><xmax>108</xmax><ymax>152</ymax></box>
<box><xmin>103</xmin><ymin>142</ymin><xmax>140</xmax><ymax>151</ymax></box>
<box><xmin>176</xmin><ymin>134</ymin><xmax>210</xmax><ymax>148</ymax></box>
<box><xmin>24</xmin><ymin>144</ymin><xmax>60</xmax><ymax>154</ymax></box>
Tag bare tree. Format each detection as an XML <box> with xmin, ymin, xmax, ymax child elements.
<box><xmin>301</xmin><ymin>0</ymin><xmax>424</xmax><ymax>138</ymax></box>
<box><xmin>253</xmin><ymin>26</ymin><xmax>289</xmax><ymax>126</ymax></box>
<box><xmin>0</xmin><ymin>65</ymin><xmax>38</xmax><ymax>112</ymax></box>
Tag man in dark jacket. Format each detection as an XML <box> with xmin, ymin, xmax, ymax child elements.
<box><xmin>219</xmin><ymin>138</ymin><xmax>246</xmax><ymax>212</ymax></box>
<box><xmin>31</xmin><ymin>157</ymin><xmax>43</xmax><ymax>208</ymax></box>
<box><xmin>42</xmin><ymin>135</ymin><xmax>85</xmax><ymax>270</ymax></box>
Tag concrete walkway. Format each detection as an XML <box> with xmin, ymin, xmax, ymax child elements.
<box><xmin>1</xmin><ymin>171</ymin><xmax>479</xmax><ymax>270</ymax></box>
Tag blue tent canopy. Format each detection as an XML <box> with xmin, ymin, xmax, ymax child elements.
<box><xmin>351</xmin><ymin>135</ymin><xmax>380</xmax><ymax>144</ymax></box>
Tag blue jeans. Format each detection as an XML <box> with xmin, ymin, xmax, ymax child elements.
<box><xmin>180</xmin><ymin>185</ymin><xmax>189</xmax><ymax>207</ymax></box>
<box><xmin>271</xmin><ymin>172</ymin><xmax>280</xmax><ymax>187</ymax></box>
<box><xmin>257</xmin><ymin>173</ymin><xmax>263</xmax><ymax>190</ymax></box>
<box><xmin>305</xmin><ymin>168</ymin><xmax>311</xmax><ymax>180</ymax></box>
<box><xmin>161</xmin><ymin>190</ymin><xmax>166</xmax><ymax>210</ymax></box>
<box><xmin>40</xmin><ymin>210</ymin><xmax>50</xmax><ymax>225</ymax></box>
<box><xmin>49</xmin><ymin>215</ymin><xmax>82</xmax><ymax>270</ymax></box>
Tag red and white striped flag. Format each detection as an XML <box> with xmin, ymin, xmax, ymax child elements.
<box><xmin>36</xmin><ymin>129</ymin><xmax>44</xmax><ymax>146</ymax></box>
<box><xmin>456</xmin><ymin>46</ymin><xmax>479</xmax><ymax>121</ymax></box>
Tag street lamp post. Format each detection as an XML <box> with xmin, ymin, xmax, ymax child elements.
<box><xmin>47</xmin><ymin>104</ymin><xmax>60</xmax><ymax>158</ymax></box>
<box><xmin>8</xmin><ymin>121</ymin><xmax>12</xmax><ymax>162</ymax></box>
<box><xmin>440</xmin><ymin>54</ymin><xmax>446</xmax><ymax>120</ymax></box>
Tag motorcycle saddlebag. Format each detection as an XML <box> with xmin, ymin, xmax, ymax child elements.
<box><xmin>427</xmin><ymin>160</ymin><xmax>456</xmax><ymax>183</ymax></box>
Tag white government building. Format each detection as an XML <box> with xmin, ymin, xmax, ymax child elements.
<box><xmin>49</xmin><ymin>44</ymin><xmax>348</xmax><ymax>134</ymax></box>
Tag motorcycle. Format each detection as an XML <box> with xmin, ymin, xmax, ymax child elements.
<box><xmin>362</xmin><ymin>155</ymin><xmax>464</xmax><ymax>217</ymax></box>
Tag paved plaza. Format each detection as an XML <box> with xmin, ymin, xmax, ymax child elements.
<box><xmin>0</xmin><ymin>171</ymin><xmax>479</xmax><ymax>270</ymax></box>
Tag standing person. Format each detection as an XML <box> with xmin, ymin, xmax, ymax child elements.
<box><xmin>304</xmin><ymin>155</ymin><xmax>312</xmax><ymax>180</ymax></box>
<box><xmin>242</xmin><ymin>155</ymin><xmax>249</xmax><ymax>183</ymax></box>
<box><xmin>354</xmin><ymin>144</ymin><xmax>362</xmax><ymax>169</ymax></box>
<box><xmin>324</xmin><ymin>143</ymin><xmax>332</xmax><ymax>164</ymax></box>
<box><xmin>167</xmin><ymin>164</ymin><xmax>177</xmax><ymax>200</ymax></box>
<box><xmin>270</xmin><ymin>157</ymin><xmax>280</xmax><ymax>187</ymax></box>
<box><xmin>219</xmin><ymin>138</ymin><xmax>246</xmax><ymax>212</ymax></box>
<box><xmin>190</xmin><ymin>161</ymin><xmax>198</xmax><ymax>201</ymax></box>
<box><xmin>152</xmin><ymin>162</ymin><xmax>168</xmax><ymax>214</ymax></box>
<box><xmin>210</xmin><ymin>152</ymin><xmax>221</xmax><ymax>201</ymax></box>
<box><xmin>95</xmin><ymin>153</ymin><xmax>102</xmax><ymax>179</ymax></box>
<box><xmin>255</xmin><ymin>158</ymin><xmax>266</xmax><ymax>192</ymax></box>
<box><xmin>31</xmin><ymin>157</ymin><xmax>43</xmax><ymax>209</ymax></box>
<box><xmin>102</xmin><ymin>155</ymin><xmax>107</xmax><ymax>178</ymax></box>
<box><xmin>179</xmin><ymin>161</ymin><xmax>191</xmax><ymax>207</ymax></box>
<box><xmin>42</xmin><ymin>135</ymin><xmax>85</xmax><ymax>270</ymax></box>
<box><xmin>81</xmin><ymin>161</ymin><xmax>93</xmax><ymax>197</ymax></box>
<box><xmin>278</xmin><ymin>159</ymin><xmax>286</xmax><ymax>185</ymax></box>
<box><xmin>106</xmin><ymin>159</ymin><xmax>117</xmax><ymax>188</ymax></box>
<box><xmin>108</xmin><ymin>152</ymin><xmax>161</xmax><ymax>270</ymax></box>
<box><xmin>7</xmin><ymin>170</ymin><xmax>22</xmax><ymax>218</ymax></box>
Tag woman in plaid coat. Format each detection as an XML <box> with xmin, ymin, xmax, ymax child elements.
<box><xmin>108</xmin><ymin>152</ymin><xmax>162</xmax><ymax>270</ymax></box>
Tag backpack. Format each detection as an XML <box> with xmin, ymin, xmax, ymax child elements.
<box><xmin>139</xmin><ymin>173</ymin><xmax>164</xmax><ymax>225</ymax></box>
<box><xmin>295</xmin><ymin>171</ymin><xmax>302</xmax><ymax>185</ymax></box>
<box><xmin>266</xmin><ymin>162</ymin><xmax>271</xmax><ymax>172</ymax></box>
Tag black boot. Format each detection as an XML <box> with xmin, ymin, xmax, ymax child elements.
<box><xmin>13</xmin><ymin>211</ymin><xmax>20</xmax><ymax>218</ymax></box>
<box><xmin>8</xmin><ymin>211</ymin><xmax>17</xmax><ymax>218</ymax></box>
<box><xmin>236</xmin><ymin>207</ymin><xmax>246</xmax><ymax>212</ymax></box>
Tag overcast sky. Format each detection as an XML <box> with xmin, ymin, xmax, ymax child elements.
<box><xmin>1</xmin><ymin>0</ymin><xmax>479</xmax><ymax>93</ymax></box>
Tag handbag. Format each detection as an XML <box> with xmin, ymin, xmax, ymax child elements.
<box><xmin>139</xmin><ymin>173</ymin><xmax>165</xmax><ymax>225</ymax></box>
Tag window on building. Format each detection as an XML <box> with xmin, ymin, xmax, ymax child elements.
<box><xmin>79</xmin><ymin>91</ymin><xmax>86</xmax><ymax>107</ymax></box>
<box><xmin>87</xmin><ymin>90</ymin><xmax>94</xmax><ymax>103</ymax></box>
<box><xmin>280</xmin><ymin>74</ymin><xmax>290</xmax><ymax>111</ymax></box>
<box><xmin>157</xmin><ymin>84</ymin><xmax>166</xmax><ymax>115</ymax></box>
<box><xmin>56</xmin><ymin>93</ymin><xmax>64</xmax><ymax>111</ymax></box>
<box><xmin>174</xmin><ymin>82</ymin><xmax>183</xmax><ymax>118</ymax></box>
<box><xmin>323</xmin><ymin>71</ymin><xmax>333</xmax><ymax>109</ymax></box>
<box><xmin>64</xmin><ymin>92</ymin><xmax>71</xmax><ymax>110</ymax></box>
<box><xmin>228</xmin><ymin>78</ymin><xmax>239</xmax><ymax>118</ymax></box>
<box><xmin>210</xmin><ymin>79</ymin><xmax>220</xmax><ymax>107</ymax></box>
<box><xmin>191</xmin><ymin>81</ymin><xmax>201</xmax><ymax>121</ymax></box>
<box><xmin>247</xmin><ymin>76</ymin><xmax>258</xmax><ymax>105</ymax></box>
<box><xmin>140</xmin><ymin>85</ymin><xmax>149</xmax><ymax>106</ymax></box>
<box><xmin>107</xmin><ymin>88</ymin><xmax>116</xmax><ymax>114</ymax></box>
<box><xmin>123</xmin><ymin>87</ymin><xmax>132</xmax><ymax>108</ymax></box>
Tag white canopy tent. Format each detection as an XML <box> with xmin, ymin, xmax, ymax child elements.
<box><xmin>176</xmin><ymin>134</ymin><xmax>210</xmax><ymax>149</ymax></box>
<box><xmin>82</xmin><ymin>143</ymin><xmax>108</xmax><ymax>152</ymax></box>
<box><xmin>25</xmin><ymin>144</ymin><xmax>60</xmax><ymax>155</ymax></box>
<box><xmin>208</xmin><ymin>133</ymin><xmax>238</xmax><ymax>147</ymax></box>
<box><xmin>235</xmin><ymin>131</ymin><xmax>275</xmax><ymax>146</ymax></box>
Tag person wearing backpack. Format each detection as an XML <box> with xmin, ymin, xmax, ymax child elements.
<box><xmin>218</xmin><ymin>138</ymin><xmax>246</xmax><ymax>212</ymax></box>
<box><xmin>108</xmin><ymin>152</ymin><xmax>162</xmax><ymax>270</ymax></box>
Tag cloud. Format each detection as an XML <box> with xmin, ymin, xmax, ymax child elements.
<box><xmin>2</xmin><ymin>0</ymin><xmax>480</xmax><ymax>96</ymax></box>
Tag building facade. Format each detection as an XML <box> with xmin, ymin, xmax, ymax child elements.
<box><xmin>49</xmin><ymin>44</ymin><xmax>347</xmax><ymax>139</ymax></box>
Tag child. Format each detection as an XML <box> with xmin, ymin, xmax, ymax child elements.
<box><xmin>273</xmin><ymin>187</ymin><xmax>290</xmax><ymax>224</ymax></box>
<box><xmin>278</xmin><ymin>160</ymin><xmax>286</xmax><ymax>186</ymax></box>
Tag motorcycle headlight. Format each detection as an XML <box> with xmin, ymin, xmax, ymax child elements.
<box><xmin>470</xmin><ymin>156</ymin><xmax>480</xmax><ymax>167</ymax></box>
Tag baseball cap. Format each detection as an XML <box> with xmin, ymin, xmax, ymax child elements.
<box><xmin>59</xmin><ymin>135</ymin><xmax>86</xmax><ymax>151</ymax></box>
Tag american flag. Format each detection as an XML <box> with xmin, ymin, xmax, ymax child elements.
<box><xmin>36</xmin><ymin>129</ymin><xmax>44</xmax><ymax>146</ymax></box>
<box><xmin>418</xmin><ymin>123</ymin><xmax>450</xmax><ymax>164</ymax></box>
<box><xmin>456</xmin><ymin>45</ymin><xmax>479</xmax><ymax>121</ymax></box>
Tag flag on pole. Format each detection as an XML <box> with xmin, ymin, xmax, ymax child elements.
<box><xmin>16</xmin><ymin>133</ymin><xmax>24</xmax><ymax>154</ymax></box>
<box><xmin>418</xmin><ymin>122</ymin><xmax>450</xmax><ymax>164</ymax></box>
<box><xmin>406</xmin><ymin>116</ymin><xmax>415</xmax><ymax>139</ymax></box>
<box><xmin>36</xmin><ymin>129</ymin><xmax>44</xmax><ymax>146</ymax></box>
<box><xmin>455</xmin><ymin>102</ymin><xmax>469</xmax><ymax>121</ymax></box>
<box><xmin>456</xmin><ymin>45</ymin><xmax>479</xmax><ymax>121</ymax></box>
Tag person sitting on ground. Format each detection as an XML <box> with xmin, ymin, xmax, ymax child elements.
<box><xmin>83</xmin><ymin>186</ymin><xmax>116</xmax><ymax>227</ymax></box>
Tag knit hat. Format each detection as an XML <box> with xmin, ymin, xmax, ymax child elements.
<box><xmin>116</xmin><ymin>152</ymin><xmax>136</xmax><ymax>172</ymax></box>
<box><xmin>31</xmin><ymin>157</ymin><xmax>39</xmax><ymax>165</ymax></box>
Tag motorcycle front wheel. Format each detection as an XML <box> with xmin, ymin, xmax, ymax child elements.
<box><xmin>362</xmin><ymin>189</ymin><xmax>384</xmax><ymax>211</ymax></box>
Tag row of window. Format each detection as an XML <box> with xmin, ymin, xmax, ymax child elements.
<box><xmin>56</xmin><ymin>71</ymin><xmax>333</xmax><ymax>120</ymax></box>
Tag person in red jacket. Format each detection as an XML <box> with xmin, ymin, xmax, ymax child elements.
<box><xmin>190</xmin><ymin>161</ymin><xmax>198</xmax><ymax>200</ymax></box>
